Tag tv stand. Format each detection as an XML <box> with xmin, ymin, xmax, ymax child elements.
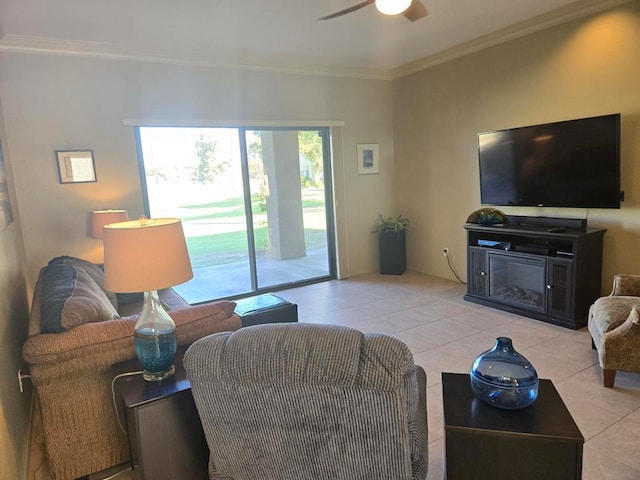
<box><xmin>464</xmin><ymin>217</ymin><xmax>606</xmax><ymax>329</ymax></box>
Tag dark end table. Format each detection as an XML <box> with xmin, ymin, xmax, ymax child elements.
<box><xmin>113</xmin><ymin>350</ymin><xmax>209</xmax><ymax>480</ymax></box>
<box><xmin>442</xmin><ymin>372</ymin><xmax>584</xmax><ymax>480</ymax></box>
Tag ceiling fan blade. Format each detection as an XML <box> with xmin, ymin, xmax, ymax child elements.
<box><xmin>319</xmin><ymin>0</ymin><xmax>375</xmax><ymax>20</ymax></box>
<box><xmin>403</xmin><ymin>0</ymin><xmax>428</xmax><ymax>21</ymax></box>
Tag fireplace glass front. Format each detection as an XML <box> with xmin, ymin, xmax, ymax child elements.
<box><xmin>488</xmin><ymin>252</ymin><xmax>545</xmax><ymax>312</ymax></box>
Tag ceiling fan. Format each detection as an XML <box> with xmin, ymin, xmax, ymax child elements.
<box><xmin>320</xmin><ymin>0</ymin><xmax>427</xmax><ymax>21</ymax></box>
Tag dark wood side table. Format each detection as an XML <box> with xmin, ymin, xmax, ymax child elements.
<box><xmin>113</xmin><ymin>350</ymin><xmax>209</xmax><ymax>480</ymax></box>
<box><xmin>442</xmin><ymin>372</ymin><xmax>584</xmax><ymax>480</ymax></box>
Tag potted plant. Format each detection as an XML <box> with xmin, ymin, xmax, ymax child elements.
<box><xmin>375</xmin><ymin>214</ymin><xmax>410</xmax><ymax>275</ymax></box>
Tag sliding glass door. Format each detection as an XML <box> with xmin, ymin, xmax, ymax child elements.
<box><xmin>137</xmin><ymin>126</ymin><xmax>335</xmax><ymax>303</ymax></box>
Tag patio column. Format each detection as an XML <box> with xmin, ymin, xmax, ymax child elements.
<box><xmin>261</xmin><ymin>131</ymin><xmax>306</xmax><ymax>260</ymax></box>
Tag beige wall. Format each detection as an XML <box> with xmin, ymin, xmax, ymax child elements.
<box><xmin>0</xmin><ymin>96</ymin><xmax>31</xmax><ymax>480</ymax></box>
<box><xmin>0</xmin><ymin>54</ymin><xmax>396</xmax><ymax>288</ymax></box>
<box><xmin>393</xmin><ymin>3</ymin><xmax>640</xmax><ymax>292</ymax></box>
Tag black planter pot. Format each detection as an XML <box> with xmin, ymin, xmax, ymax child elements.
<box><xmin>379</xmin><ymin>230</ymin><xmax>406</xmax><ymax>275</ymax></box>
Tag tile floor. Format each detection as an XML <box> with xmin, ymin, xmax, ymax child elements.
<box><xmin>29</xmin><ymin>272</ymin><xmax>640</xmax><ymax>480</ymax></box>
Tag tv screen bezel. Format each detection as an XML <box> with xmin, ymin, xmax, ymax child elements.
<box><xmin>477</xmin><ymin>113</ymin><xmax>621</xmax><ymax>209</ymax></box>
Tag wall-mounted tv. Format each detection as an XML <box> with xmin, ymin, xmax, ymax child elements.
<box><xmin>478</xmin><ymin>113</ymin><xmax>621</xmax><ymax>209</ymax></box>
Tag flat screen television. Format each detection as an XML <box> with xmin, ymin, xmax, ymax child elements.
<box><xmin>478</xmin><ymin>113</ymin><xmax>621</xmax><ymax>209</ymax></box>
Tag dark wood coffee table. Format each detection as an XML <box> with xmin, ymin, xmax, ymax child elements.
<box><xmin>442</xmin><ymin>372</ymin><xmax>584</xmax><ymax>479</ymax></box>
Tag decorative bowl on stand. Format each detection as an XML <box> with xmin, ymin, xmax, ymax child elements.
<box><xmin>466</xmin><ymin>208</ymin><xmax>507</xmax><ymax>226</ymax></box>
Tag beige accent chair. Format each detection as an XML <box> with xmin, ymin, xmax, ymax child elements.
<box><xmin>588</xmin><ymin>274</ymin><xmax>640</xmax><ymax>387</ymax></box>
<box><xmin>23</xmin><ymin>259</ymin><xmax>242</xmax><ymax>480</ymax></box>
<box><xmin>184</xmin><ymin>323</ymin><xmax>428</xmax><ymax>480</ymax></box>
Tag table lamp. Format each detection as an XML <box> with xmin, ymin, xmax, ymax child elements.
<box><xmin>91</xmin><ymin>209</ymin><xmax>129</xmax><ymax>239</ymax></box>
<box><xmin>103</xmin><ymin>217</ymin><xmax>193</xmax><ymax>381</ymax></box>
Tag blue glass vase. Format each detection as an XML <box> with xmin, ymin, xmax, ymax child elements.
<box><xmin>470</xmin><ymin>337</ymin><xmax>538</xmax><ymax>409</ymax></box>
<box><xmin>134</xmin><ymin>290</ymin><xmax>177</xmax><ymax>381</ymax></box>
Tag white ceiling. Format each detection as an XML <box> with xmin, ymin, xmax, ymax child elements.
<box><xmin>0</xmin><ymin>0</ymin><xmax>629</xmax><ymax>78</ymax></box>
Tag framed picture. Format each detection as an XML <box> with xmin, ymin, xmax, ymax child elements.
<box><xmin>0</xmin><ymin>139</ymin><xmax>15</xmax><ymax>231</ymax></box>
<box><xmin>356</xmin><ymin>144</ymin><xmax>379</xmax><ymax>175</ymax></box>
<box><xmin>55</xmin><ymin>150</ymin><xmax>97</xmax><ymax>183</ymax></box>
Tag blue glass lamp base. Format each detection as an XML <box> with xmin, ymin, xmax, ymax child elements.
<box><xmin>142</xmin><ymin>363</ymin><xmax>175</xmax><ymax>382</ymax></box>
<box><xmin>133</xmin><ymin>291</ymin><xmax>178</xmax><ymax>382</ymax></box>
<box><xmin>134</xmin><ymin>328</ymin><xmax>177</xmax><ymax>381</ymax></box>
<box><xmin>144</xmin><ymin>365</ymin><xmax>175</xmax><ymax>382</ymax></box>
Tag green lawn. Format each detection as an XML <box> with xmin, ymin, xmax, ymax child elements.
<box><xmin>186</xmin><ymin>227</ymin><xmax>327</xmax><ymax>268</ymax></box>
<box><xmin>180</xmin><ymin>196</ymin><xmax>325</xmax><ymax>222</ymax></box>
<box><xmin>177</xmin><ymin>192</ymin><xmax>328</xmax><ymax>269</ymax></box>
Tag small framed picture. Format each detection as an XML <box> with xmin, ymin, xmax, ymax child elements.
<box><xmin>0</xmin><ymin>139</ymin><xmax>15</xmax><ymax>231</ymax></box>
<box><xmin>55</xmin><ymin>150</ymin><xmax>97</xmax><ymax>183</ymax></box>
<box><xmin>356</xmin><ymin>144</ymin><xmax>379</xmax><ymax>175</ymax></box>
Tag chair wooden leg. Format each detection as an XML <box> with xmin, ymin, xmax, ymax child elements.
<box><xmin>603</xmin><ymin>369</ymin><xmax>616</xmax><ymax>388</ymax></box>
<box><xmin>591</xmin><ymin>338</ymin><xmax>596</xmax><ymax>350</ymax></box>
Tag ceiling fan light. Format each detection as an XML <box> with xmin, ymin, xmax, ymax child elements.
<box><xmin>375</xmin><ymin>0</ymin><xmax>412</xmax><ymax>15</ymax></box>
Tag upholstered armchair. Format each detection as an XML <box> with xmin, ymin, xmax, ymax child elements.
<box><xmin>588</xmin><ymin>274</ymin><xmax>640</xmax><ymax>387</ymax></box>
<box><xmin>184</xmin><ymin>323</ymin><xmax>428</xmax><ymax>480</ymax></box>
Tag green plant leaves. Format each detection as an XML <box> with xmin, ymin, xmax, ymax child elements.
<box><xmin>375</xmin><ymin>214</ymin><xmax>410</xmax><ymax>234</ymax></box>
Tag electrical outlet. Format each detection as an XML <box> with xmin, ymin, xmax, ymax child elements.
<box><xmin>443</xmin><ymin>248</ymin><xmax>449</xmax><ymax>257</ymax></box>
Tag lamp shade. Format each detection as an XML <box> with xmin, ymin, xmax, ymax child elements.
<box><xmin>375</xmin><ymin>0</ymin><xmax>411</xmax><ymax>15</ymax></box>
<box><xmin>103</xmin><ymin>218</ymin><xmax>193</xmax><ymax>293</ymax></box>
<box><xmin>91</xmin><ymin>209</ymin><xmax>128</xmax><ymax>239</ymax></box>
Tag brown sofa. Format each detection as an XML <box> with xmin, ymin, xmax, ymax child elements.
<box><xmin>23</xmin><ymin>257</ymin><xmax>242</xmax><ymax>480</ymax></box>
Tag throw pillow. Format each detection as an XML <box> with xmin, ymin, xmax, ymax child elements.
<box><xmin>40</xmin><ymin>262</ymin><xmax>119</xmax><ymax>333</ymax></box>
<box><xmin>48</xmin><ymin>256</ymin><xmax>118</xmax><ymax>310</ymax></box>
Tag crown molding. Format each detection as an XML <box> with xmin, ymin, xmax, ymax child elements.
<box><xmin>121</xmin><ymin>119</ymin><xmax>346</xmax><ymax>128</ymax></box>
<box><xmin>0</xmin><ymin>35</ymin><xmax>393</xmax><ymax>81</ymax></box>
<box><xmin>0</xmin><ymin>0</ymin><xmax>632</xmax><ymax>82</ymax></box>
<box><xmin>390</xmin><ymin>0</ymin><xmax>633</xmax><ymax>79</ymax></box>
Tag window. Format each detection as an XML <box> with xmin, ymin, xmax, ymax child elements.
<box><xmin>137</xmin><ymin>126</ymin><xmax>336</xmax><ymax>303</ymax></box>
